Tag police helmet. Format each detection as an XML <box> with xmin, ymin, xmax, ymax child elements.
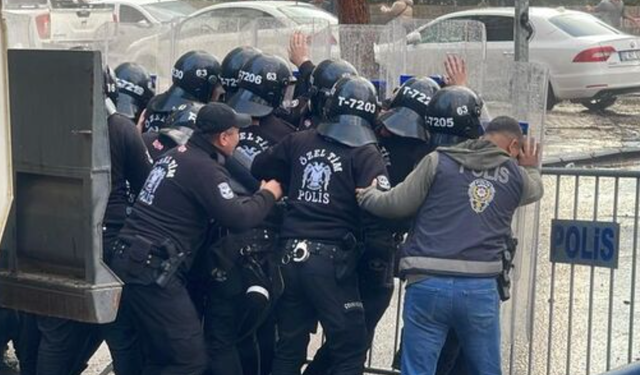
<box><xmin>103</xmin><ymin>66</ymin><xmax>119</xmax><ymax>105</ymax></box>
<box><xmin>426</xmin><ymin>85</ymin><xmax>484</xmax><ymax>148</ymax></box>
<box><xmin>226</xmin><ymin>54</ymin><xmax>296</xmax><ymax>118</ymax></box>
<box><xmin>220</xmin><ymin>46</ymin><xmax>262</xmax><ymax>97</ymax></box>
<box><xmin>378</xmin><ymin>76</ymin><xmax>440</xmax><ymax>141</ymax></box>
<box><xmin>317</xmin><ymin>76</ymin><xmax>379</xmax><ymax>147</ymax></box>
<box><xmin>115</xmin><ymin>62</ymin><xmax>155</xmax><ymax>121</ymax></box>
<box><xmin>309</xmin><ymin>59</ymin><xmax>358</xmax><ymax>117</ymax></box>
<box><xmin>148</xmin><ymin>51</ymin><xmax>222</xmax><ymax>112</ymax></box>
<box><xmin>159</xmin><ymin>102</ymin><xmax>203</xmax><ymax>145</ymax></box>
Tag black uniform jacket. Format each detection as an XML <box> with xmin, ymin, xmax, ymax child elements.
<box><xmin>252</xmin><ymin>129</ymin><xmax>388</xmax><ymax>242</ymax></box>
<box><xmin>119</xmin><ymin>132</ymin><xmax>277</xmax><ymax>261</ymax></box>
<box><xmin>104</xmin><ymin>113</ymin><xmax>153</xmax><ymax>227</ymax></box>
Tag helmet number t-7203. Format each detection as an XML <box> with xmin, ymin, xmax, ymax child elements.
<box><xmin>337</xmin><ymin>96</ymin><xmax>376</xmax><ymax>114</ymax></box>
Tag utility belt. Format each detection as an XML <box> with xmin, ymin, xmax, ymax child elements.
<box><xmin>281</xmin><ymin>239</ymin><xmax>342</xmax><ymax>264</ymax></box>
<box><xmin>281</xmin><ymin>233</ymin><xmax>361</xmax><ymax>282</ymax></box>
<box><xmin>113</xmin><ymin>235</ymin><xmax>186</xmax><ymax>288</ymax></box>
<box><xmin>239</xmin><ymin>228</ymin><xmax>277</xmax><ymax>256</ymax></box>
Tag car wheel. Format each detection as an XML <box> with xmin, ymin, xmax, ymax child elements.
<box><xmin>581</xmin><ymin>96</ymin><xmax>617</xmax><ymax>112</ymax></box>
<box><xmin>546</xmin><ymin>83</ymin><xmax>557</xmax><ymax>111</ymax></box>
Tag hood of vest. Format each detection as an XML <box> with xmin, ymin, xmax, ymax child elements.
<box><xmin>437</xmin><ymin>139</ymin><xmax>512</xmax><ymax>171</ymax></box>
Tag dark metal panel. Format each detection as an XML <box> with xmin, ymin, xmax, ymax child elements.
<box><xmin>0</xmin><ymin>49</ymin><xmax>120</xmax><ymax>323</ymax></box>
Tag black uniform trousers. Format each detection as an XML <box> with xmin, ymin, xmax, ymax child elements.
<box><xmin>120</xmin><ymin>282</ymin><xmax>208</xmax><ymax>375</ymax></box>
<box><xmin>272</xmin><ymin>252</ymin><xmax>367</xmax><ymax>375</ymax></box>
<box><xmin>303</xmin><ymin>251</ymin><xmax>394</xmax><ymax>375</ymax></box>
<box><xmin>1</xmin><ymin>309</ymin><xmax>39</xmax><ymax>375</ymax></box>
<box><xmin>36</xmin><ymin>227</ymin><xmax>143</xmax><ymax>375</ymax></box>
<box><xmin>205</xmin><ymin>234</ymin><xmax>281</xmax><ymax>375</ymax></box>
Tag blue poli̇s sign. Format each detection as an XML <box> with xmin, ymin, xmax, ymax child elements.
<box><xmin>550</xmin><ymin>219</ymin><xmax>620</xmax><ymax>269</ymax></box>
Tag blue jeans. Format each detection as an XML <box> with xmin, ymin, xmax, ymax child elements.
<box><xmin>401</xmin><ymin>277</ymin><xmax>501</xmax><ymax>375</ymax></box>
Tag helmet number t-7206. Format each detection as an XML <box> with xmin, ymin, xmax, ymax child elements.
<box><xmin>337</xmin><ymin>96</ymin><xmax>376</xmax><ymax>114</ymax></box>
<box><xmin>238</xmin><ymin>70</ymin><xmax>262</xmax><ymax>85</ymax></box>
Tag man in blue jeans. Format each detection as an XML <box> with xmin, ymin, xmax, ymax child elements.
<box><xmin>357</xmin><ymin>115</ymin><xmax>543</xmax><ymax>375</ymax></box>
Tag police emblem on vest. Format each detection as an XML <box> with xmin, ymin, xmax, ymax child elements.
<box><xmin>139</xmin><ymin>156</ymin><xmax>178</xmax><ymax>205</ymax></box>
<box><xmin>297</xmin><ymin>149</ymin><xmax>343</xmax><ymax>204</ymax></box>
<box><xmin>238</xmin><ymin>131</ymin><xmax>271</xmax><ymax>160</ymax></box>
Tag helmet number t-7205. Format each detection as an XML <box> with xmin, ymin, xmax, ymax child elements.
<box><xmin>337</xmin><ymin>96</ymin><xmax>376</xmax><ymax>114</ymax></box>
<box><xmin>426</xmin><ymin>116</ymin><xmax>454</xmax><ymax>128</ymax></box>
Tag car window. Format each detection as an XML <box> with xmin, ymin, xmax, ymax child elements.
<box><xmin>4</xmin><ymin>0</ymin><xmax>47</xmax><ymax>9</ymax></box>
<box><xmin>417</xmin><ymin>20</ymin><xmax>470</xmax><ymax>43</ymax></box>
<box><xmin>478</xmin><ymin>16</ymin><xmax>514</xmax><ymax>42</ymax></box>
<box><xmin>120</xmin><ymin>5</ymin><xmax>146</xmax><ymax>23</ymax></box>
<box><xmin>142</xmin><ymin>1</ymin><xmax>196</xmax><ymax>22</ymax></box>
<box><xmin>549</xmin><ymin>14</ymin><xmax>621</xmax><ymax>37</ymax></box>
<box><xmin>231</xmin><ymin>8</ymin><xmax>285</xmax><ymax>29</ymax></box>
<box><xmin>178</xmin><ymin>9</ymin><xmax>229</xmax><ymax>38</ymax></box>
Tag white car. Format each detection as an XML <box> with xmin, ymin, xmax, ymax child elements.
<box><xmin>91</xmin><ymin>0</ymin><xmax>196</xmax><ymax>25</ymax></box>
<box><xmin>123</xmin><ymin>1</ymin><xmax>338</xmax><ymax>85</ymax></box>
<box><xmin>409</xmin><ymin>7</ymin><xmax>640</xmax><ymax>110</ymax></box>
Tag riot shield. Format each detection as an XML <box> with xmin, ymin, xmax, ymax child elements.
<box><xmin>250</xmin><ymin>17</ymin><xmax>334</xmax><ymax>68</ymax></box>
<box><xmin>0</xmin><ymin>50</ymin><xmax>120</xmax><ymax>324</ymax></box>
<box><xmin>0</xmin><ymin>9</ymin><xmax>13</xmax><ymax>243</ymax></box>
<box><xmin>403</xmin><ymin>19</ymin><xmax>487</xmax><ymax>93</ymax></box>
<box><xmin>173</xmin><ymin>16</ymin><xmax>253</xmax><ymax>69</ymax></box>
<box><xmin>482</xmin><ymin>61</ymin><xmax>549</xmax><ymax>375</ymax></box>
<box><xmin>330</xmin><ymin>23</ymin><xmax>407</xmax><ymax>100</ymax></box>
<box><xmin>97</xmin><ymin>21</ymin><xmax>174</xmax><ymax>91</ymax></box>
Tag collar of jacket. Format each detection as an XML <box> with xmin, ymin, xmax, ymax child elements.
<box><xmin>188</xmin><ymin>131</ymin><xmax>227</xmax><ymax>165</ymax></box>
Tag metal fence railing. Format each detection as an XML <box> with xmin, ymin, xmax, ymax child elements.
<box><xmin>307</xmin><ymin>167</ymin><xmax>640</xmax><ymax>375</ymax></box>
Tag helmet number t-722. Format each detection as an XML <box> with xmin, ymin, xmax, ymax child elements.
<box><xmin>401</xmin><ymin>86</ymin><xmax>431</xmax><ymax>105</ymax></box>
<box><xmin>337</xmin><ymin>96</ymin><xmax>376</xmax><ymax>114</ymax></box>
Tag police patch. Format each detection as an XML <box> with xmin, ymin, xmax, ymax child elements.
<box><xmin>376</xmin><ymin>175</ymin><xmax>391</xmax><ymax>191</ymax></box>
<box><xmin>468</xmin><ymin>178</ymin><xmax>495</xmax><ymax>214</ymax></box>
<box><xmin>218</xmin><ymin>182</ymin><xmax>235</xmax><ymax>200</ymax></box>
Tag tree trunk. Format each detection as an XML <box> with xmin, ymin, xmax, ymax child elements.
<box><xmin>335</xmin><ymin>0</ymin><xmax>380</xmax><ymax>82</ymax></box>
<box><xmin>337</xmin><ymin>0</ymin><xmax>370</xmax><ymax>24</ymax></box>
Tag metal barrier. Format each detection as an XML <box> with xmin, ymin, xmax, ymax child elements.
<box><xmin>303</xmin><ymin>167</ymin><xmax>640</xmax><ymax>375</ymax></box>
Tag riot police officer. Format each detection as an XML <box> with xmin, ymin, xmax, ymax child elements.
<box><xmin>115</xmin><ymin>62</ymin><xmax>156</xmax><ymax>124</ymax></box>
<box><xmin>219</xmin><ymin>46</ymin><xmax>263</xmax><ymax>100</ymax></box>
<box><xmin>110</xmin><ymin>102</ymin><xmax>282</xmax><ymax>375</ymax></box>
<box><xmin>252</xmin><ymin>76</ymin><xmax>389</xmax><ymax>375</ymax></box>
<box><xmin>142</xmin><ymin>51</ymin><xmax>222</xmax><ymax>133</ymax></box>
<box><xmin>304</xmin><ymin>76</ymin><xmax>438</xmax><ymax>375</ymax></box>
<box><xmin>144</xmin><ymin>102</ymin><xmax>203</xmax><ymax>161</ymax></box>
<box><xmin>206</xmin><ymin>52</ymin><xmax>296</xmax><ymax>375</ymax></box>
<box><xmin>36</xmin><ymin>67</ymin><xmax>152</xmax><ymax>375</ymax></box>
<box><xmin>393</xmin><ymin>84</ymin><xmax>486</xmax><ymax>375</ymax></box>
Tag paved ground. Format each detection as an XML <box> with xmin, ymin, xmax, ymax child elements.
<box><xmin>4</xmin><ymin>99</ymin><xmax>640</xmax><ymax>375</ymax></box>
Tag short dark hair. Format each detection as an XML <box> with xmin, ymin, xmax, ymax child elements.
<box><xmin>485</xmin><ymin>116</ymin><xmax>523</xmax><ymax>141</ymax></box>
